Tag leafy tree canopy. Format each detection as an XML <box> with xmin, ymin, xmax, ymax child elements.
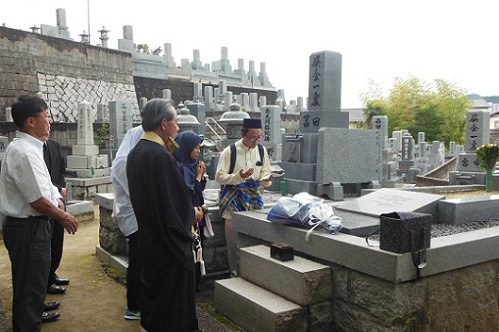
<box><xmin>362</xmin><ymin>76</ymin><xmax>470</xmax><ymax>146</ymax></box>
<box><xmin>137</xmin><ymin>44</ymin><xmax>162</xmax><ymax>55</ymax></box>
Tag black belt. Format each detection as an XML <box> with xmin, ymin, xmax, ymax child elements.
<box><xmin>6</xmin><ymin>215</ymin><xmax>50</xmax><ymax>221</ymax></box>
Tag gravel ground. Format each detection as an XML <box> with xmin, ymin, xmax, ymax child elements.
<box><xmin>368</xmin><ymin>218</ymin><xmax>499</xmax><ymax>242</ymax></box>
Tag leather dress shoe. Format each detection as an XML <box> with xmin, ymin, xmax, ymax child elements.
<box><xmin>54</xmin><ymin>276</ymin><xmax>70</xmax><ymax>286</ymax></box>
<box><xmin>41</xmin><ymin>311</ymin><xmax>60</xmax><ymax>323</ymax></box>
<box><xmin>47</xmin><ymin>284</ymin><xmax>66</xmax><ymax>294</ymax></box>
<box><xmin>44</xmin><ymin>301</ymin><xmax>60</xmax><ymax>311</ymax></box>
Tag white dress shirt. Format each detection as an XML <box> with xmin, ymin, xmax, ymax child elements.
<box><xmin>0</xmin><ymin>131</ymin><xmax>61</xmax><ymax>219</ymax></box>
<box><xmin>111</xmin><ymin>125</ymin><xmax>144</xmax><ymax>237</ymax></box>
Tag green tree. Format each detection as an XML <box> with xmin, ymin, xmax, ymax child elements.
<box><xmin>137</xmin><ymin>44</ymin><xmax>162</xmax><ymax>55</ymax></box>
<box><xmin>363</xmin><ymin>76</ymin><xmax>470</xmax><ymax>146</ymax></box>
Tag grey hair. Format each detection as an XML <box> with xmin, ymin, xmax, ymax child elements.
<box><xmin>141</xmin><ymin>98</ymin><xmax>176</xmax><ymax>131</ymax></box>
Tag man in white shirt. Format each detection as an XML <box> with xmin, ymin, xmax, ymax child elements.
<box><xmin>215</xmin><ymin>118</ymin><xmax>272</xmax><ymax>276</ymax></box>
<box><xmin>0</xmin><ymin>95</ymin><xmax>78</xmax><ymax>332</ymax></box>
<box><xmin>111</xmin><ymin>124</ymin><xmax>144</xmax><ymax>320</ymax></box>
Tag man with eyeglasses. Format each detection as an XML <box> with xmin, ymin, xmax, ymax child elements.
<box><xmin>0</xmin><ymin>95</ymin><xmax>79</xmax><ymax>331</ymax></box>
<box><xmin>215</xmin><ymin>118</ymin><xmax>272</xmax><ymax>276</ymax></box>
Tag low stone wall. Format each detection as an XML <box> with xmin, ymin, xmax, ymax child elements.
<box><xmin>235</xmin><ymin>209</ymin><xmax>499</xmax><ymax>332</ymax></box>
<box><xmin>329</xmin><ymin>260</ymin><xmax>499</xmax><ymax>332</ymax></box>
<box><xmin>96</xmin><ymin>194</ymin><xmax>127</xmax><ymax>255</ymax></box>
<box><xmin>416</xmin><ymin>156</ymin><xmax>457</xmax><ymax>186</ymax></box>
<box><xmin>94</xmin><ymin>193</ymin><xmax>229</xmax><ymax>276</ymax></box>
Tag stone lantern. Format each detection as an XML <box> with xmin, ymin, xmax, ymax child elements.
<box><xmin>177</xmin><ymin>105</ymin><xmax>200</xmax><ymax>133</ymax></box>
<box><xmin>218</xmin><ymin>103</ymin><xmax>250</xmax><ymax>148</ymax></box>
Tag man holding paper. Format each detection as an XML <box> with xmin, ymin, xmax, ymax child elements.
<box><xmin>215</xmin><ymin>118</ymin><xmax>272</xmax><ymax>276</ymax></box>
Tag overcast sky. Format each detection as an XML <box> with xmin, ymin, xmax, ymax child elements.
<box><xmin>2</xmin><ymin>0</ymin><xmax>499</xmax><ymax>108</ymax></box>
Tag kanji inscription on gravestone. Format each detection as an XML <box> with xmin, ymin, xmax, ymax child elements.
<box><xmin>109</xmin><ymin>100</ymin><xmax>132</xmax><ymax>148</ymax></box>
<box><xmin>77</xmin><ymin>101</ymin><xmax>94</xmax><ymax>146</ymax></box>
<box><xmin>465</xmin><ymin>110</ymin><xmax>489</xmax><ymax>152</ymax></box>
<box><xmin>261</xmin><ymin>105</ymin><xmax>282</xmax><ymax>160</ymax></box>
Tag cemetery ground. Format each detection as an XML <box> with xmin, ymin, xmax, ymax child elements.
<box><xmin>0</xmin><ymin>206</ymin><xmax>240</xmax><ymax>332</ymax></box>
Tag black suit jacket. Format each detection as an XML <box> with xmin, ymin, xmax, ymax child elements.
<box><xmin>44</xmin><ymin>139</ymin><xmax>66</xmax><ymax>192</ymax></box>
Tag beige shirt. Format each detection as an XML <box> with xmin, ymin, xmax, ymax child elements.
<box><xmin>215</xmin><ymin>139</ymin><xmax>272</xmax><ymax>218</ymax></box>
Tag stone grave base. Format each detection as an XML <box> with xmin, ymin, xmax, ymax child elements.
<box><xmin>67</xmin><ymin>176</ymin><xmax>113</xmax><ymax>200</ymax></box>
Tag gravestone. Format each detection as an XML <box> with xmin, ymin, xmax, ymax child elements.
<box><xmin>5</xmin><ymin>107</ymin><xmax>12</xmax><ymax>122</ymax></box>
<box><xmin>401</xmin><ymin>136</ymin><xmax>415</xmax><ymax>161</ymax></box>
<box><xmin>194</xmin><ymin>82</ymin><xmax>203</xmax><ymax>103</ymax></box>
<box><xmin>139</xmin><ymin>97</ymin><xmax>148</xmax><ymax>111</ymax></box>
<box><xmin>448</xmin><ymin>141</ymin><xmax>457</xmax><ymax>157</ymax></box>
<box><xmin>316</xmin><ymin>128</ymin><xmax>382</xmax><ymax>184</ymax></box>
<box><xmin>223</xmin><ymin>92</ymin><xmax>233</xmax><ymax>111</ymax></box>
<box><xmin>219</xmin><ymin>80</ymin><xmax>228</xmax><ymax>98</ymax></box>
<box><xmin>241</xmin><ymin>93</ymin><xmax>250</xmax><ymax>111</ymax></box>
<box><xmin>392</xmin><ymin>131</ymin><xmax>403</xmax><ymax>152</ymax></box>
<box><xmin>428</xmin><ymin>141</ymin><xmax>445</xmax><ymax>169</ymax></box>
<box><xmin>415</xmin><ymin>142</ymin><xmax>429</xmax><ymax>173</ymax></box>
<box><xmin>249</xmin><ymin>93</ymin><xmax>258</xmax><ymax>112</ymax></box>
<box><xmin>76</xmin><ymin>101</ymin><xmax>94</xmax><ymax>146</ymax></box>
<box><xmin>300</xmin><ymin>51</ymin><xmax>349</xmax><ymax>133</ymax></box>
<box><xmin>192</xmin><ymin>49</ymin><xmax>202</xmax><ymax>70</ymax></box>
<box><xmin>296</xmin><ymin>97</ymin><xmax>305</xmax><ymax>112</ymax></box>
<box><xmin>372</xmin><ymin>116</ymin><xmax>388</xmax><ymax>149</ymax></box>
<box><xmin>186</xmin><ymin>102</ymin><xmax>206</xmax><ymax>135</ymax></box>
<box><xmin>261</xmin><ymin>106</ymin><xmax>282</xmax><ymax>161</ymax></box>
<box><xmin>418</xmin><ymin>132</ymin><xmax>425</xmax><ymax>144</ymax></box>
<box><xmin>259</xmin><ymin>96</ymin><xmax>267</xmax><ymax>108</ymax></box>
<box><xmin>162</xmin><ymin>89</ymin><xmax>172</xmax><ymax>100</ymax></box>
<box><xmin>457</xmin><ymin>110</ymin><xmax>489</xmax><ymax>172</ymax></box>
<box><xmin>96</xmin><ymin>104</ymin><xmax>109</xmax><ymax>123</ymax></box>
<box><xmin>204</xmin><ymin>86</ymin><xmax>215</xmax><ymax>111</ymax></box>
<box><xmin>235</xmin><ymin>95</ymin><xmax>242</xmax><ymax>107</ymax></box>
<box><xmin>109</xmin><ymin>100</ymin><xmax>133</xmax><ymax>149</ymax></box>
<box><xmin>67</xmin><ymin>101</ymin><xmax>110</xmax><ymax>178</ymax></box>
<box><xmin>281</xmin><ymin>50</ymin><xmax>383</xmax><ymax>199</ymax></box>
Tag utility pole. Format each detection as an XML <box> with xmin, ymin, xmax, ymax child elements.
<box><xmin>87</xmin><ymin>0</ymin><xmax>91</xmax><ymax>44</ymax></box>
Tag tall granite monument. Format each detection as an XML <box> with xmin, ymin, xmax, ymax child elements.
<box><xmin>280</xmin><ymin>51</ymin><xmax>381</xmax><ymax>200</ymax></box>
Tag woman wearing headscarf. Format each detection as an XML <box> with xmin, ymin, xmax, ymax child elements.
<box><xmin>174</xmin><ymin>131</ymin><xmax>206</xmax><ymax>289</ymax></box>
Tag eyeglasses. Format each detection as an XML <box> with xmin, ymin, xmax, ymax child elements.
<box><xmin>246</xmin><ymin>135</ymin><xmax>263</xmax><ymax>142</ymax></box>
<box><xmin>32</xmin><ymin>109</ymin><xmax>54</xmax><ymax>122</ymax></box>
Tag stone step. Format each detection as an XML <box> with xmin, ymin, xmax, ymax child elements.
<box><xmin>215</xmin><ymin>277</ymin><xmax>306</xmax><ymax>332</ymax></box>
<box><xmin>239</xmin><ymin>245</ymin><xmax>331</xmax><ymax>306</ymax></box>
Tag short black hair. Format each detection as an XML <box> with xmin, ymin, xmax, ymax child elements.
<box><xmin>11</xmin><ymin>95</ymin><xmax>48</xmax><ymax>129</ymax></box>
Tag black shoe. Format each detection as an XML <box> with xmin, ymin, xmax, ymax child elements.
<box><xmin>44</xmin><ymin>301</ymin><xmax>60</xmax><ymax>311</ymax></box>
<box><xmin>54</xmin><ymin>275</ymin><xmax>70</xmax><ymax>286</ymax></box>
<box><xmin>47</xmin><ymin>284</ymin><xmax>66</xmax><ymax>294</ymax></box>
<box><xmin>41</xmin><ymin>311</ymin><xmax>60</xmax><ymax>323</ymax></box>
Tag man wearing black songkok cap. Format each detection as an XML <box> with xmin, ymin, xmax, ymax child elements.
<box><xmin>215</xmin><ymin>118</ymin><xmax>272</xmax><ymax>276</ymax></box>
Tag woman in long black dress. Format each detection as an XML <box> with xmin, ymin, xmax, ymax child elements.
<box><xmin>174</xmin><ymin>131</ymin><xmax>206</xmax><ymax>288</ymax></box>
